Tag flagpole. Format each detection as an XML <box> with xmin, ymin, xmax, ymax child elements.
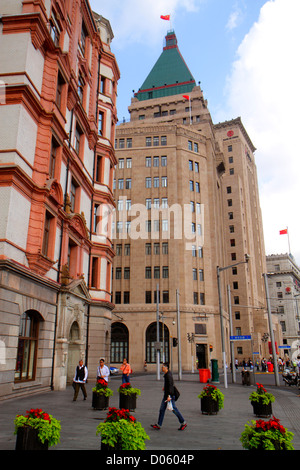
<box><xmin>287</xmin><ymin>227</ymin><xmax>291</xmax><ymax>255</ymax></box>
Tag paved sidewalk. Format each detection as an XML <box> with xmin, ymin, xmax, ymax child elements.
<box><xmin>1</xmin><ymin>371</ymin><xmax>300</xmax><ymax>451</ymax></box>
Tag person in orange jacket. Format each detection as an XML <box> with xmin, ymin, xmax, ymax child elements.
<box><xmin>120</xmin><ymin>358</ymin><xmax>131</xmax><ymax>383</ymax></box>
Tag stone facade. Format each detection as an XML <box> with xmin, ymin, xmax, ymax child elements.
<box><xmin>111</xmin><ymin>31</ymin><xmax>281</xmax><ymax>373</ymax></box>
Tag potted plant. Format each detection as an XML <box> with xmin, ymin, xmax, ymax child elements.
<box><xmin>240</xmin><ymin>416</ymin><xmax>294</xmax><ymax>450</ymax></box>
<box><xmin>249</xmin><ymin>383</ymin><xmax>275</xmax><ymax>417</ymax></box>
<box><xmin>14</xmin><ymin>408</ymin><xmax>61</xmax><ymax>450</ymax></box>
<box><xmin>118</xmin><ymin>382</ymin><xmax>141</xmax><ymax>411</ymax></box>
<box><xmin>92</xmin><ymin>378</ymin><xmax>113</xmax><ymax>410</ymax></box>
<box><xmin>198</xmin><ymin>384</ymin><xmax>224</xmax><ymax>415</ymax></box>
<box><xmin>96</xmin><ymin>407</ymin><xmax>150</xmax><ymax>450</ymax></box>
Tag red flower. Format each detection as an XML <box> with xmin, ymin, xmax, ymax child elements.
<box><xmin>255</xmin><ymin>416</ymin><xmax>286</xmax><ymax>435</ymax></box>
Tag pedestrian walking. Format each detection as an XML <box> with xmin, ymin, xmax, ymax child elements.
<box><xmin>97</xmin><ymin>358</ymin><xmax>110</xmax><ymax>382</ymax></box>
<box><xmin>120</xmin><ymin>357</ymin><xmax>131</xmax><ymax>383</ymax></box>
<box><xmin>73</xmin><ymin>359</ymin><xmax>88</xmax><ymax>401</ymax></box>
<box><xmin>151</xmin><ymin>362</ymin><xmax>187</xmax><ymax>431</ymax></box>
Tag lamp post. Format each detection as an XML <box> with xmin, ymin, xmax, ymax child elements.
<box><xmin>217</xmin><ymin>254</ymin><xmax>250</xmax><ymax>389</ymax></box>
<box><xmin>263</xmin><ymin>273</ymin><xmax>280</xmax><ymax>386</ymax></box>
<box><xmin>156</xmin><ymin>283</ymin><xmax>160</xmax><ymax>381</ymax></box>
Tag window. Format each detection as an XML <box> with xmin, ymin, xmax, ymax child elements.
<box><xmin>15</xmin><ymin>311</ymin><xmax>40</xmax><ymax>382</ymax></box>
<box><xmin>146</xmin><ymin>137</ymin><xmax>152</xmax><ymax>147</ymax></box>
<box><xmin>124</xmin><ymin>244</ymin><xmax>130</xmax><ymax>255</ymax></box>
<box><xmin>161</xmin><ymin>177</ymin><xmax>167</xmax><ymax>187</ymax></box>
<box><xmin>153</xmin><ymin>156</ymin><xmax>159</xmax><ymax>167</ymax></box>
<box><xmin>189</xmin><ymin>160</ymin><xmax>193</xmax><ymax>171</ymax></box>
<box><xmin>56</xmin><ymin>71</ymin><xmax>65</xmax><ymax>110</ymax></box>
<box><xmin>188</xmin><ymin>141</ymin><xmax>192</xmax><ymax>151</ymax></box>
<box><xmin>194</xmin><ymin>143</ymin><xmax>198</xmax><ymax>153</ymax></box>
<box><xmin>116</xmin><ymin>244</ymin><xmax>122</xmax><ymax>256</ymax></box>
<box><xmin>119</xmin><ymin>158</ymin><xmax>124</xmax><ymax>169</ymax></box>
<box><xmin>49</xmin><ymin>137</ymin><xmax>59</xmax><ymax>179</ymax></box>
<box><xmin>115</xmin><ymin>292</ymin><xmax>121</xmax><ymax>304</ymax></box>
<box><xmin>126</xmin><ymin>158</ymin><xmax>132</xmax><ymax>168</ymax></box>
<box><xmin>227</xmin><ymin>186</ymin><xmax>232</xmax><ymax>194</ymax></box>
<box><xmin>145</xmin><ymin>243</ymin><xmax>151</xmax><ymax>255</ymax></box>
<box><xmin>154</xmin><ymin>267</ymin><xmax>160</xmax><ymax>279</ymax></box>
<box><xmin>195</xmin><ymin>162</ymin><xmax>199</xmax><ymax>172</ymax></box>
<box><xmin>146</xmin><ymin>322</ymin><xmax>169</xmax><ymax>363</ymax></box>
<box><xmin>153</xmin><ymin>136</ymin><xmax>159</xmax><ymax>146</ymax></box>
<box><xmin>199</xmin><ymin>269</ymin><xmax>204</xmax><ymax>281</ymax></box>
<box><xmin>125</xmin><ymin>178</ymin><xmax>131</xmax><ymax>189</ymax></box>
<box><xmin>126</xmin><ymin>138</ymin><xmax>132</xmax><ymax>148</ymax></box>
<box><xmin>190</xmin><ymin>181</ymin><xmax>194</xmax><ymax>191</ymax></box>
<box><xmin>193</xmin><ymin>268</ymin><xmax>197</xmax><ymax>280</ymax></box>
<box><xmin>161</xmin><ymin>136</ymin><xmax>167</xmax><ymax>146</ymax></box>
<box><xmin>49</xmin><ymin>14</ymin><xmax>60</xmax><ymax>46</ymax></box>
<box><xmin>119</xmin><ymin>139</ymin><xmax>125</xmax><ymax>148</ymax></box>
<box><xmin>78</xmin><ymin>73</ymin><xmax>84</xmax><ymax>103</ymax></box>
<box><xmin>227</xmin><ymin>199</ymin><xmax>232</xmax><ymax>207</ymax></box>
<box><xmin>145</xmin><ymin>291</ymin><xmax>152</xmax><ymax>303</ymax></box>
<box><xmin>162</xmin><ymin>291</ymin><xmax>169</xmax><ymax>303</ymax></box>
<box><xmin>42</xmin><ymin>210</ymin><xmax>54</xmax><ymax>257</ymax></box>
<box><xmin>118</xmin><ymin>179</ymin><xmax>124</xmax><ymax>189</ymax></box>
<box><xmin>233</xmin><ymin>281</ymin><xmax>239</xmax><ymax>290</ymax></box>
<box><xmin>100</xmin><ymin>76</ymin><xmax>106</xmax><ymax>94</ymax></box>
<box><xmin>195</xmin><ymin>182</ymin><xmax>200</xmax><ymax>193</ymax></box>
<box><xmin>145</xmin><ymin>267</ymin><xmax>151</xmax><ymax>279</ymax></box>
<box><xmin>146</xmin><ymin>199</ymin><xmax>151</xmax><ymax>210</ymax></box>
<box><xmin>98</xmin><ymin>111</ymin><xmax>104</xmax><ymax>135</ymax></box>
<box><xmin>80</xmin><ymin>21</ymin><xmax>88</xmax><ymax>56</ymax></box>
<box><xmin>162</xmin><ymin>242</ymin><xmax>168</xmax><ymax>254</ymax></box>
<box><xmin>70</xmin><ymin>178</ymin><xmax>79</xmax><ymax>212</ymax></box>
<box><xmin>111</xmin><ymin>322</ymin><xmax>129</xmax><ymax>363</ymax></box>
<box><xmin>146</xmin><ymin>177</ymin><xmax>151</xmax><ymax>188</ymax></box>
<box><xmin>96</xmin><ymin>155</ymin><xmax>103</xmax><ymax>182</ymax></box>
<box><xmin>91</xmin><ymin>257</ymin><xmax>99</xmax><ymax>288</ymax></box>
<box><xmin>146</xmin><ymin>157</ymin><xmax>151</xmax><ymax>167</ymax></box>
<box><xmin>74</xmin><ymin>123</ymin><xmax>83</xmax><ymax>155</ymax></box>
<box><xmin>123</xmin><ymin>292</ymin><xmax>130</xmax><ymax>304</ymax></box>
<box><xmin>229</xmin><ymin>168</ymin><xmax>234</xmax><ymax>175</ymax></box>
<box><xmin>161</xmin><ymin>156</ymin><xmax>167</xmax><ymax>166</ymax></box>
<box><xmin>153</xmin><ymin>177</ymin><xmax>159</xmax><ymax>188</ymax></box>
<box><xmin>154</xmin><ymin>243</ymin><xmax>160</xmax><ymax>254</ymax></box>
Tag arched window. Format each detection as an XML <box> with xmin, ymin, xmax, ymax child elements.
<box><xmin>146</xmin><ymin>322</ymin><xmax>169</xmax><ymax>364</ymax></box>
<box><xmin>15</xmin><ymin>311</ymin><xmax>41</xmax><ymax>382</ymax></box>
<box><xmin>110</xmin><ymin>322</ymin><xmax>129</xmax><ymax>363</ymax></box>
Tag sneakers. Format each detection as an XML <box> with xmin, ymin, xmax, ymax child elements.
<box><xmin>178</xmin><ymin>423</ymin><xmax>187</xmax><ymax>431</ymax></box>
<box><xmin>151</xmin><ymin>424</ymin><xmax>160</xmax><ymax>430</ymax></box>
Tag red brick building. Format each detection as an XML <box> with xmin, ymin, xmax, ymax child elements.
<box><xmin>0</xmin><ymin>0</ymin><xmax>119</xmax><ymax>398</ymax></box>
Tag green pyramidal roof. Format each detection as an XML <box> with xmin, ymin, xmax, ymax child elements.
<box><xmin>135</xmin><ymin>30</ymin><xmax>196</xmax><ymax>101</ymax></box>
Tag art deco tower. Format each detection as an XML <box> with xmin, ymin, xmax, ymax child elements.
<box><xmin>111</xmin><ymin>30</ymin><xmax>280</xmax><ymax>373</ymax></box>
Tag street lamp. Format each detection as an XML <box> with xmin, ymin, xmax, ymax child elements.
<box><xmin>217</xmin><ymin>254</ymin><xmax>250</xmax><ymax>388</ymax></box>
<box><xmin>263</xmin><ymin>273</ymin><xmax>280</xmax><ymax>386</ymax></box>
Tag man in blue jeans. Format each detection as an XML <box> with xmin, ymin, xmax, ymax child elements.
<box><xmin>151</xmin><ymin>362</ymin><xmax>187</xmax><ymax>431</ymax></box>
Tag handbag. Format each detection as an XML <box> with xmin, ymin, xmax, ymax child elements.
<box><xmin>174</xmin><ymin>386</ymin><xmax>180</xmax><ymax>401</ymax></box>
<box><xmin>167</xmin><ymin>400</ymin><xmax>173</xmax><ymax>411</ymax></box>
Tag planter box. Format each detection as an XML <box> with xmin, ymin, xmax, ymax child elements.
<box><xmin>101</xmin><ymin>438</ymin><xmax>123</xmax><ymax>451</ymax></box>
<box><xmin>119</xmin><ymin>393</ymin><xmax>137</xmax><ymax>411</ymax></box>
<box><xmin>251</xmin><ymin>400</ymin><xmax>272</xmax><ymax>417</ymax></box>
<box><xmin>92</xmin><ymin>392</ymin><xmax>109</xmax><ymax>410</ymax></box>
<box><xmin>15</xmin><ymin>426</ymin><xmax>48</xmax><ymax>450</ymax></box>
<box><xmin>201</xmin><ymin>396</ymin><xmax>219</xmax><ymax>415</ymax></box>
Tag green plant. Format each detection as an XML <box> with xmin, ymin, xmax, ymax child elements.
<box><xmin>249</xmin><ymin>383</ymin><xmax>275</xmax><ymax>405</ymax></box>
<box><xmin>198</xmin><ymin>384</ymin><xmax>224</xmax><ymax>410</ymax></box>
<box><xmin>14</xmin><ymin>408</ymin><xmax>61</xmax><ymax>447</ymax></box>
<box><xmin>96</xmin><ymin>407</ymin><xmax>149</xmax><ymax>450</ymax></box>
<box><xmin>118</xmin><ymin>382</ymin><xmax>141</xmax><ymax>396</ymax></box>
<box><xmin>240</xmin><ymin>416</ymin><xmax>294</xmax><ymax>450</ymax></box>
<box><xmin>92</xmin><ymin>378</ymin><xmax>113</xmax><ymax>397</ymax></box>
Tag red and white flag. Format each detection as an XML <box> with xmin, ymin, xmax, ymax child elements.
<box><xmin>279</xmin><ymin>228</ymin><xmax>288</xmax><ymax>235</ymax></box>
<box><xmin>183</xmin><ymin>95</ymin><xmax>190</xmax><ymax>100</ymax></box>
<box><xmin>160</xmin><ymin>15</ymin><xmax>170</xmax><ymax>20</ymax></box>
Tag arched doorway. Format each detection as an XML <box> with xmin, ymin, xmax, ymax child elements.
<box><xmin>110</xmin><ymin>322</ymin><xmax>129</xmax><ymax>363</ymax></box>
<box><xmin>67</xmin><ymin>321</ymin><xmax>81</xmax><ymax>384</ymax></box>
<box><xmin>15</xmin><ymin>310</ymin><xmax>42</xmax><ymax>382</ymax></box>
<box><xmin>145</xmin><ymin>322</ymin><xmax>169</xmax><ymax>364</ymax></box>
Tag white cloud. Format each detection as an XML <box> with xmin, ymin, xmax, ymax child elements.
<box><xmin>90</xmin><ymin>0</ymin><xmax>201</xmax><ymax>48</ymax></box>
<box><xmin>223</xmin><ymin>0</ymin><xmax>300</xmax><ymax>263</ymax></box>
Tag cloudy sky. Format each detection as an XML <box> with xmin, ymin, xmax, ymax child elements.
<box><xmin>90</xmin><ymin>0</ymin><xmax>300</xmax><ymax>265</ymax></box>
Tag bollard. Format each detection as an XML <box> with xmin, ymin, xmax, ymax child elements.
<box><xmin>211</xmin><ymin>359</ymin><xmax>219</xmax><ymax>383</ymax></box>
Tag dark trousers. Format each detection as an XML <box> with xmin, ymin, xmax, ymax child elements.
<box><xmin>157</xmin><ymin>396</ymin><xmax>184</xmax><ymax>427</ymax></box>
<box><xmin>73</xmin><ymin>382</ymin><xmax>87</xmax><ymax>400</ymax></box>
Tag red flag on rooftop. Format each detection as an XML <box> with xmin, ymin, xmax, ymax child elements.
<box><xmin>279</xmin><ymin>229</ymin><xmax>288</xmax><ymax>235</ymax></box>
<box><xmin>160</xmin><ymin>15</ymin><xmax>170</xmax><ymax>20</ymax></box>
<box><xmin>183</xmin><ymin>95</ymin><xmax>190</xmax><ymax>100</ymax></box>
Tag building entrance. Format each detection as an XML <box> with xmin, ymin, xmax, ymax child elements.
<box><xmin>196</xmin><ymin>343</ymin><xmax>207</xmax><ymax>368</ymax></box>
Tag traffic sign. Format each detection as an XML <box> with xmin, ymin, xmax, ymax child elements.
<box><xmin>230</xmin><ymin>335</ymin><xmax>251</xmax><ymax>341</ymax></box>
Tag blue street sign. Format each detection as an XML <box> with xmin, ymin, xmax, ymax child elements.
<box><xmin>230</xmin><ymin>335</ymin><xmax>251</xmax><ymax>341</ymax></box>
<box><xmin>278</xmin><ymin>345</ymin><xmax>291</xmax><ymax>349</ymax></box>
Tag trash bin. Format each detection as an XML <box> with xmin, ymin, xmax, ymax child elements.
<box><xmin>242</xmin><ymin>370</ymin><xmax>250</xmax><ymax>385</ymax></box>
<box><xmin>199</xmin><ymin>368</ymin><xmax>211</xmax><ymax>383</ymax></box>
<box><xmin>267</xmin><ymin>363</ymin><xmax>274</xmax><ymax>372</ymax></box>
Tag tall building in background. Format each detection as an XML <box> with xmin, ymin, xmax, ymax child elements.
<box><xmin>266</xmin><ymin>254</ymin><xmax>300</xmax><ymax>359</ymax></box>
<box><xmin>112</xmin><ymin>30</ymin><xmax>280</xmax><ymax>373</ymax></box>
<box><xmin>0</xmin><ymin>0</ymin><xmax>119</xmax><ymax>399</ymax></box>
